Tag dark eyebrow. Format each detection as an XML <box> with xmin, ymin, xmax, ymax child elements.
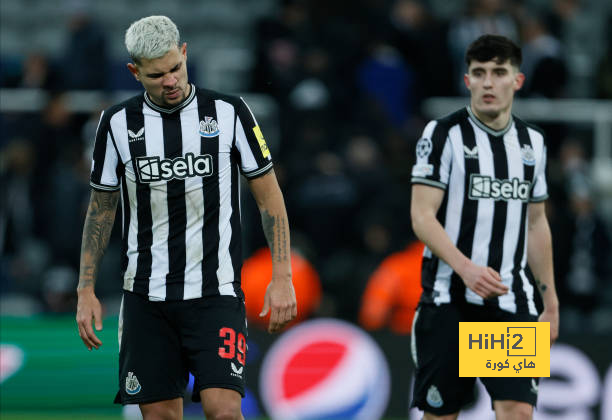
<box><xmin>146</xmin><ymin>62</ymin><xmax>181</xmax><ymax>78</ymax></box>
<box><xmin>470</xmin><ymin>65</ymin><xmax>508</xmax><ymax>74</ymax></box>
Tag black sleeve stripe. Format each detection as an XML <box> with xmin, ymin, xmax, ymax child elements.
<box><xmin>429</xmin><ymin>123</ymin><xmax>451</xmax><ymax>184</ymax></box>
<box><xmin>91</xmin><ymin>114</ymin><xmax>111</xmax><ymax>184</ymax></box>
<box><xmin>107</xmin><ymin>120</ymin><xmax>121</xmax><ymax>161</ymax></box>
<box><xmin>91</xmin><ymin>105</ymin><xmax>124</xmax><ymax>186</ymax></box>
<box><xmin>425</xmin><ymin>109</ymin><xmax>465</xmax><ymax>184</ymax></box>
<box><xmin>530</xmin><ymin>194</ymin><xmax>549</xmax><ymax>202</ymax></box>
<box><xmin>411</xmin><ymin>177</ymin><xmax>447</xmax><ymax>189</ymax></box>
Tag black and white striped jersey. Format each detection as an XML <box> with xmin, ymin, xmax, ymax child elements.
<box><xmin>411</xmin><ymin>106</ymin><xmax>548</xmax><ymax>315</ymax></box>
<box><xmin>89</xmin><ymin>84</ymin><xmax>273</xmax><ymax>301</ymax></box>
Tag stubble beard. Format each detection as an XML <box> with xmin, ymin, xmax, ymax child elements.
<box><xmin>162</xmin><ymin>87</ymin><xmax>185</xmax><ymax>107</ymax></box>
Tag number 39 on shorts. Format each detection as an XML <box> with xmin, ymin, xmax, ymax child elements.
<box><xmin>218</xmin><ymin>327</ymin><xmax>246</xmax><ymax>365</ymax></box>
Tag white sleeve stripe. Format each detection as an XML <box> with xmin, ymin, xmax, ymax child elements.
<box><xmin>243</xmin><ymin>162</ymin><xmax>273</xmax><ymax>178</ymax></box>
<box><xmin>90</xmin><ymin>181</ymin><xmax>120</xmax><ymax>191</ymax></box>
<box><xmin>94</xmin><ymin>110</ymin><xmax>104</xmax><ymax>137</ymax></box>
<box><xmin>423</xmin><ymin>120</ymin><xmax>438</xmax><ymax>139</ymax></box>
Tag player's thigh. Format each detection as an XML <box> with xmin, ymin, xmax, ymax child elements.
<box><xmin>423</xmin><ymin>413</ymin><xmax>459</xmax><ymax>420</ymax></box>
<box><xmin>115</xmin><ymin>291</ymin><xmax>188</xmax><ymax>405</ymax></box>
<box><xmin>139</xmin><ymin>397</ymin><xmax>183</xmax><ymax>420</ymax></box>
<box><xmin>481</xmin><ymin>376</ymin><xmax>539</xmax><ymax>408</ymax></box>
<box><xmin>478</xmin><ymin>310</ymin><xmax>539</xmax><ymax>410</ymax></box>
<box><xmin>179</xmin><ymin>295</ymin><xmax>248</xmax><ymax>399</ymax></box>
<box><xmin>493</xmin><ymin>399</ymin><xmax>534</xmax><ymax>420</ymax></box>
<box><xmin>199</xmin><ymin>387</ymin><xmax>242</xmax><ymax>420</ymax></box>
<box><xmin>411</xmin><ymin>303</ymin><xmax>475</xmax><ymax>415</ymax></box>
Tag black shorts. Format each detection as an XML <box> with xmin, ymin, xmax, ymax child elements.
<box><xmin>114</xmin><ymin>291</ymin><xmax>248</xmax><ymax>405</ymax></box>
<box><xmin>410</xmin><ymin>303</ymin><xmax>539</xmax><ymax>415</ymax></box>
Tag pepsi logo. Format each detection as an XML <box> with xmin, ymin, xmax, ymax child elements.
<box><xmin>259</xmin><ymin>319</ymin><xmax>390</xmax><ymax>420</ymax></box>
<box><xmin>0</xmin><ymin>344</ymin><xmax>24</xmax><ymax>384</ymax></box>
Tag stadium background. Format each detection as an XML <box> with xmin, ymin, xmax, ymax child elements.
<box><xmin>1</xmin><ymin>0</ymin><xmax>611</xmax><ymax>419</ymax></box>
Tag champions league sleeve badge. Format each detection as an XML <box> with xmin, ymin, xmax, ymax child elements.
<box><xmin>416</xmin><ymin>137</ymin><xmax>433</xmax><ymax>160</ymax></box>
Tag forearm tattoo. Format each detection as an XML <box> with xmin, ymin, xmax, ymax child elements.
<box><xmin>78</xmin><ymin>191</ymin><xmax>119</xmax><ymax>289</ymax></box>
<box><xmin>261</xmin><ymin>209</ymin><xmax>289</xmax><ymax>263</ymax></box>
<box><xmin>535</xmin><ymin>277</ymin><xmax>548</xmax><ymax>293</ymax></box>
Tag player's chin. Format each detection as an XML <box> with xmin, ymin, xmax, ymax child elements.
<box><xmin>164</xmin><ymin>95</ymin><xmax>184</xmax><ymax>105</ymax></box>
<box><xmin>477</xmin><ymin>105</ymin><xmax>500</xmax><ymax>118</ymax></box>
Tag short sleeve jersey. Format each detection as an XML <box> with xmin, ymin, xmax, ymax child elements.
<box><xmin>90</xmin><ymin>85</ymin><xmax>273</xmax><ymax>301</ymax></box>
<box><xmin>411</xmin><ymin>107</ymin><xmax>548</xmax><ymax>315</ymax></box>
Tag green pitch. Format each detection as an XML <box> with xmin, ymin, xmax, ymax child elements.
<box><xmin>0</xmin><ymin>412</ymin><xmax>122</xmax><ymax>420</ymax></box>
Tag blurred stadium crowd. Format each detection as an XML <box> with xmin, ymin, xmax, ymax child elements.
<box><xmin>1</xmin><ymin>0</ymin><xmax>611</xmax><ymax>336</ymax></box>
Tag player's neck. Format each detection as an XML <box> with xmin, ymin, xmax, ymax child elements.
<box><xmin>469</xmin><ymin>105</ymin><xmax>512</xmax><ymax>132</ymax></box>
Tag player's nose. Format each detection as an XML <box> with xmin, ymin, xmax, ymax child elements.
<box><xmin>483</xmin><ymin>73</ymin><xmax>493</xmax><ymax>87</ymax></box>
<box><xmin>162</xmin><ymin>74</ymin><xmax>177</xmax><ymax>87</ymax></box>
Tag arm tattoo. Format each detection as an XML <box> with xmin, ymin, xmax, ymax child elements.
<box><xmin>78</xmin><ymin>191</ymin><xmax>119</xmax><ymax>290</ymax></box>
<box><xmin>261</xmin><ymin>209</ymin><xmax>289</xmax><ymax>263</ymax></box>
<box><xmin>535</xmin><ymin>277</ymin><xmax>548</xmax><ymax>293</ymax></box>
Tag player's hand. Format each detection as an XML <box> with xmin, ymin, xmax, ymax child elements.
<box><xmin>260</xmin><ymin>276</ymin><xmax>297</xmax><ymax>334</ymax></box>
<box><xmin>458</xmin><ymin>261</ymin><xmax>508</xmax><ymax>299</ymax></box>
<box><xmin>538</xmin><ymin>306</ymin><xmax>559</xmax><ymax>347</ymax></box>
<box><xmin>76</xmin><ymin>287</ymin><xmax>103</xmax><ymax>350</ymax></box>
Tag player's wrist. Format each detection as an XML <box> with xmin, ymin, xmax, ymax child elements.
<box><xmin>77</xmin><ymin>283</ymin><xmax>96</xmax><ymax>295</ymax></box>
<box><xmin>270</xmin><ymin>271</ymin><xmax>292</xmax><ymax>283</ymax></box>
<box><xmin>454</xmin><ymin>256</ymin><xmax>473</xmax><ymax>280</ymax></box>
<box><xmin>542</xmin><ymin>299</ymin><xmax>559</xmax><ymax>312</ymax></box>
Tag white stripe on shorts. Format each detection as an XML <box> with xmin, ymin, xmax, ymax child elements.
<box><xmin>411</xmin><ymin>308</ymin><xmax>420</xmax><ymax>369</ymax></box>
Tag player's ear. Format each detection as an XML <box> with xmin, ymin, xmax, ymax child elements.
<box><xmin>181</xmin><ymin>42</ymin><xmax>187</xmax><ymax>60</ymax></box>
<box><xmin>514</xmin><ymin>71</ymin><xmax>525</xmax><ymax>91</ymax></box>
<box><xmin>127</xmin><ymin>63</ymin><xmax>140</xmax><ymax>81</ymax></box>
<box><xmin>464</xmin><ymin>73</ymin><xmax>470</xmax><ymax>90</ymax></box>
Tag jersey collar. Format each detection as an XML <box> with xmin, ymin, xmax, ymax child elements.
<box><xmin>466</xmin><ymin>106</ymin><xmax>513</xmax><ymax>137</ymax></box>
<box><xmin>144</xmin><ymin>83</ymin><xmax>196</xmax><ymax>114</ymax></box>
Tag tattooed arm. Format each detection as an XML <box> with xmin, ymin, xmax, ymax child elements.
<box><xmin>248</xmin><ymin>169</ymin><xmax>296</xmax><ymax>333</ymax></box>
<box><xmin>527</xmin><ymin>201</ymin><xmax>559</xmax><ymax>346</ymax></box>
<box><xmin>76</xmin><ymin>190</ymin><xmax>119</xmax><ymax>350</ymax></box>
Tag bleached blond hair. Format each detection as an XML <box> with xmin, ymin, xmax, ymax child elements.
<box><xmin>125</xmin><ymin>15</ymin><xmax>179</xmax><ymax>64</ymax></box>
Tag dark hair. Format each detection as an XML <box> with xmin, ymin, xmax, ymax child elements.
<box><xmin>465</xmin><ymin>34</ymin><xmax>522</xmax><ymax>68</ymax></box>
